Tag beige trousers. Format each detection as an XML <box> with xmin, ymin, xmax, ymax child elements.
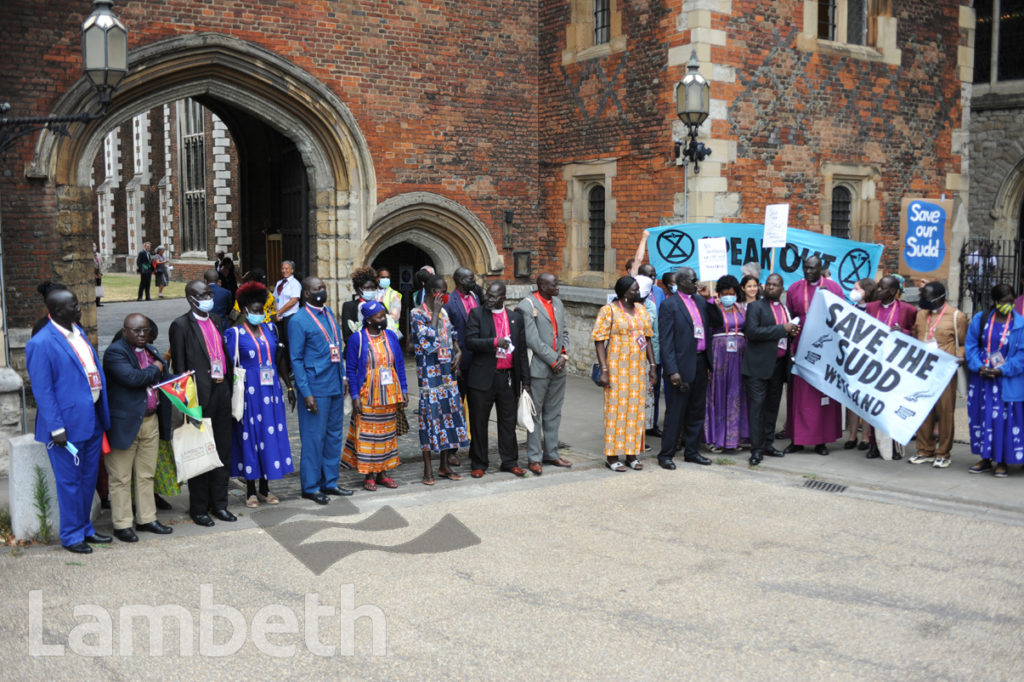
<box><xmin>104</xmin><ymin>414</ymin><xmax>159</xmax><ymax>529</ymax></box>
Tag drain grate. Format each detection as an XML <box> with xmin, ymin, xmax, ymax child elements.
<box><xmin>802</xmin><ymin>479</ymin><xmax>847</xmax><ymax>494</ymax></box>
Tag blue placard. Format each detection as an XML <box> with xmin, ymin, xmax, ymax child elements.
<box><xmin>646</xmin><ymin>223</ymin><xmax>883</xmax><ymax>294</ymax></box>
<box><xmin>902</xmin><ymin>200</ymin><xmax>947</xmax><ymax>273</ymax></box>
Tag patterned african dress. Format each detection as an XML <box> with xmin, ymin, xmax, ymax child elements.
<box><xmin>592</xmin><ymin>302</ymin><xmax>653</xmax><ymax>458</ymax></box>
<box><xmin>343</xmin><ymin>331</ymin><xmax>402</xmax><ymax>474</ymax></box>
<box><xmin>226</xmin><ymin>323</ymin><xmax>295</xmax><ymax>481</ymax></box>
<box><xmin>704</xmin><ymin>304</ymin><xmax>749</xmax><ymax>449</ymax></box>
<box><xmin>411</xmin><ymin>305</ymin><xmax>470</xmax><ymax>454</ymax></box>
<box><xmin>967</xmin><ymin>315</ymin><xmax>1024</xmax><ymax>464</ymax></box>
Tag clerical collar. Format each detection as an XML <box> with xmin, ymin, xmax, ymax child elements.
<box><xmin>881</xmin><ymin>300</ymin><xmax>894</xmax><ymax>308</ymax></box>
<box><xmin>192</xmin><ymin>311</ymin><xmax>210</xmax><ymax>320</ymax></box>
<box><xmin>306</xmin><ymin>303</ymin><xmax>324</xmax><ymax>312</ymax></box>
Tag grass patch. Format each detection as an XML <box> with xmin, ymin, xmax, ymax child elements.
<box><xmin>32</xmin><ymin>465</ymin><xmax>54</xmax><ymax>544</ymax></box>
<box><xmin>715</xmin><ymin>457</ymin><xmax>736</xmax><ymax>466</ymax></box>
<box><xmin>99</xmin><ymin>273</ymin><xmax>186</xmax><ymax>302</ymax></box>
<box><xmin>802</xmin><ymin>473</ymin><xmax>819</xmax><ymax>480</ymax></box>
<box><xmin>0</xmin><ymin>507</ymin><xmax>12</xmax><ymax>544</ymax></box>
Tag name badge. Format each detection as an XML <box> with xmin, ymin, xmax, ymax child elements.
<box><xmin>990</xmin><ymin>352</ymin><xmax>1006</xmax><ymax>369</ymax></box>
<box><xmin>211</xmin><ymin>360</ymin><xmax>224</xmax><ymax>380</ymax></box>
<box><xmin>260</xmin><ymin>367</ymin><xmax>275</xmax><ymax>386</ymax></box>
<box><xmin>437</xmin><ymin>345</ymin><xmax>452</xmax><ymax>362</ymax></box>
<box><xmin>380</xmin><ymin>367</ymin><xmax>394</xmax><ymax>385</ymax></box>
<box><xmin>496</xmin><ymin>347</ymin><xmax>510</xmax><ymax>359</ymax></box>
<box><xmin>778</xmin><ymin>338</ymin><xmax>788</xmax><ymax>351</ymax></box>
<box><xmin>636</xmin><ymin>335</ymin><xmax>647</xmax><ymax>350</ymax></box>
<box><xmin>694</xmin><ymin>326</ymin><xmax>705</xmax><ymax>340</ymax></box>
<box><xmin>329</xmin><ymin>344</ymin><xmax>341</xmax><ymax>363</ymax></box>
<box><xmin>726</xmin><ymin>338</ymin><xmax>738</xmax><ymax>353</ymax></box>
<box><xmin>87</xmin><ymin>370</ymin><xmax>102</xmax><ymax>391</ymax></box>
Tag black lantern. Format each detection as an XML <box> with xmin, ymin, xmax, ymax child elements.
<box><xmin>674</xmin><ymin>51</ymin><xmax>712</xmax><ymax>174</ymax></box>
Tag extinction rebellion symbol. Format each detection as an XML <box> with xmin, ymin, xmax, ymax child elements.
<box><xmin>838</xmin><ymin>249</ymin><xmax>872</xmax><ymax>289</ymax></box>
<box><xmin>656</xmin><ymin>230</ymin><xmax>695</xmax><ymax>265</ymax></box>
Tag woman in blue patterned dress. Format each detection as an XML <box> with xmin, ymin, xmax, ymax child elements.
<box><xmin>411</xmin><ymin>275</ymin><xmax>469</xmax><ymax>485</ymax></box>
<box><xmin>227</xmin><ymin>283</ymin><xmax>296</xmax><ymax>507</ymax></box>
<box><xmin>966</xmin><ymin>283</ymin><xmax>1024</xmax><ymax>478</ymax></box>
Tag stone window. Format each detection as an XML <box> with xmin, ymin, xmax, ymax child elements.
<box><xmin>563</xmin><ymin>0</ymin><xmax>625</xmax><ymax>64</ymax></box>
<box><xmin>178</xmin><ymin>99</ymin><xmax>208</xmax><ymax>255</ymax></box>
<box><xmin>820</xmin><ymin>163</ymin><xmax>880</xmax><ymax>243</ymax></box>
<box><xmin>799</xmin><ymin>0</ymin><xmax>901</xmax><ymax>66</ymax></box>
<box><xmin>588</xmin><ymin>185</ymin><xmax>606</xmax><ymax>271</ymax></box>
<box><xmin>562</xmin><ymin>159</ymin><xmax>617</xmax><ymax>285</ymax></box>
<box><xmin>975</xmin><ymin>0</ymin><xmax>1024</xmax><ymax>84</ymax></box>
<box><xmin>830</xmin><ymin>185</ymin><xmax>853</xmax><ymax>240</ymax></box>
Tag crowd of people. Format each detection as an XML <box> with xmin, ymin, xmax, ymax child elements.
<box><xmin>25</xmin><ymin>245</ymin><xmax>1022</xmax><ymax>555</ymax></box>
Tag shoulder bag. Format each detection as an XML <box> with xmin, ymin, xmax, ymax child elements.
<box><xmin>230</xmin><ymin>328</ymin><xmax>246</xmax><ymax>421</ymax></box>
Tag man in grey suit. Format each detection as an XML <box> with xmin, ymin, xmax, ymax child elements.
<box><xmin>517</xmin><ymin>273</ymin><xmax>573</xmax><ymax>474</ymax></box>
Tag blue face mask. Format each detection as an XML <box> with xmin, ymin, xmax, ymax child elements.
<box><xmin>720</xmin><ymin>295</ymin><xmax>737</xmax><ymax>308</ymax></box>
<box><xmin>247</xmin><ymin>313</ymin><xmax>264</xmax><ymax>325</ymax></box>
<box><xmin>669</xmin><ymin>284</ymin><xmax>678</xmax><ymax>294</ymax></box>
<box><xmin>379</xmin><ymin>278</ymin><xmax>391</xmax><ymax>290</ymax></box>
<box><xmin>193</xmin><ymin>297</ymin><xmax>214</xmax><ymax>313</ymax></box>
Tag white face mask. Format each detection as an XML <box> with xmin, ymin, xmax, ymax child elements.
<box><xmin>849</xmin><ymin>289</ymin><xmax>864</xmax><ymax>304</ymax></box>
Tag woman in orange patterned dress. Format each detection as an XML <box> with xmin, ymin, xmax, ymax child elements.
<box><xmin>592</xmin><ymin>276</ymin><xmax>657</xmax><ymax>471</ymax></box>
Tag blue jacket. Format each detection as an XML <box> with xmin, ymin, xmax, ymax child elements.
<box><xmin>289</xmin><ymin>305</ymin><xmax>346</xmax><ymax>398</ymax></box>
<box><xmin>102</xmin><ymin>337</ymin><xmax>166</xmax><ymax>450</ymax></box>
<box><xmin>209</xmin><ymin>283</ymin><xmax>234</xmax><ymax>326</ymax></box>
<box><xmin>966</xmin><ymin>311</ymin><xmax>1024</xmax><ymax>402</ymax></box>
<box><xmin>345</xmin><ymin>327</ymin><xmax>407</xmax><ymax>402</ymax></box>
<box><xmin>26</xmin><ymin>322</ymin><xmax>110</xmax><ymax>444</ymax></box>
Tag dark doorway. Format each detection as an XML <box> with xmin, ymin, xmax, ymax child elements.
<box><xmin>372</xmin><ymin>242</ymin><xmax>434</xmax><ymax>339</ymax></box>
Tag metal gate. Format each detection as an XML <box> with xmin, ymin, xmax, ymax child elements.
<box><xmin>958</xmin><ymin>238</ymin><xmax>1023</xmax><ymax>315</ymax></box>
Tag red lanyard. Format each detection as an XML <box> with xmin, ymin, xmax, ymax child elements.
<box><xmin>243</xmin><ymin>323</ymin><xmax>272</xmax><ymax>366</ymax></box>
<box><xmin>719</xmin><ymin>304</ymin><xmax>739</xmax><ymax>333</ymax></box>
<box><xmin>803</xmin><ymin>281</ymin><xmax>816</xmax><ymax>311</ymax></box>
<box><xmin>677</xmin><ymin>293</ymin><xmax>702</xmax><ymax>327</ymax></box>
<box><xmin>925</xmin><ymin>304</ymin><xmax>947</xmax><ymax>341</ymax></box>
<box><xmin>881</xmin><ymin>302</ymin><xmax>899</xmax><ymax>328</ymax></box>
<box><xmin>60</xmin><ymin>325</ymin><xmax>97</xmax><ymax>376</ymax></box>
<box><xmin>616</xmin><ymin>301</ymin><xmax>638</xmax><ymax>334</ymax></box>
<box><xmin>420</xmin><ymin>303</ymin><xmax>451</xmax><ymax>344</ymax></box>
<box><xmin>535</xmin><ymin>293</ymin><xmax>559</xmax><ymax>349</ymax></box>
<box><xmin>304</xmin><ymin>306</ymin><xmax>340</xmax><ymax>347</ymax></box>
<box><xmin>369</xmin><ymin>331</ymin><xmax>393</xmax><ymax>369</ymax></box>
<box><xmin>986</xmin><ymin>312</ymin><xmax>1012</xmax><ymax>357</ymax></box>
<box><xmin>770</xmin><ymin>301</ymin><xmax>789</xmax><ymax>325</ymax></box>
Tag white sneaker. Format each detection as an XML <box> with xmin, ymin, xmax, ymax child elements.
<box><xmin>908</xmin><ymin>454</ymin><xmax>936</xmax><ymax>464</ymax></box>
<box><xmin>933</xmin><ymin>457</ymin><xmax>951</xmax><ymax>469</ymax></box>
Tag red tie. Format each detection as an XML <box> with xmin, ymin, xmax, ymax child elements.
<box><xmin>277</xmin><ymin>280</ymin><xmax>285</xmax><ymax>295</ymax></box>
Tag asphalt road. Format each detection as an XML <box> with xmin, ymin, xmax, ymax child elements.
<box><xmin>1</xmin><ymin>463</ymin><xmax>1022</xmax><ymax>679</ymax></box>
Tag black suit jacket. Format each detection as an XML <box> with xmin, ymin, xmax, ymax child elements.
<box><xmin>168</xmin><ymin>312</ymin><xmax>233</xmax><ymax>407</ymax></box>
<box><xmin>741</xmin><ymin>299</ymin><xmax>790</xmax><ymax>379</ymax></box>
<box><xmin>340</xmin><ymin>298</ymin><xmax>363</xmax><ymax>346</ymax></box>
<box><xmin>659</xmin><ymin>293</ymin><xmax>717</xmax><ymax>383</ymax></box>
<box><xmin>102</xmin><ymin>337</ymin><xmax>167</xmax><ymax>450</ymax></box>
<box><xmin>443</xmin><ymin>291</ymin><xmax>478</xmax><ymax>377</ymax></box>
<box><xmin>464</xmin><ymin>306</ymin><xmax>530</xmax><ymax>394</ymax></box>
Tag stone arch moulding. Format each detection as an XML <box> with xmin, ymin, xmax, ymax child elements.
<box><xmin>990</xmin><ymin>155</ymin><xmax>1024</xmax><ymax>240</ymax></box>
<box><xmin>364</xmin><ymin>192</ymin><xmax>505</xmax><ymax>277</ymax></box>
<box><xmin>27</xmin><ymin>32</ymin><xmax>377</xmax><ymax>288</ymax></box>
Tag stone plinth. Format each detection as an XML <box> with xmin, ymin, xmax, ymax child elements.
<box><xmin>0</xmin><ymin>367</ymin><xmax>24</xmax><ymax>475</ymax></box>
<box><xmin>8</xmin><ymin>434</ymin><xmax>59</xmax><ymax>541</ymax></box>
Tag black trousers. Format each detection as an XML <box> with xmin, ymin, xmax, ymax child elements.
<box><xmin>137</xmin><ymin>270</ymin><xmax>152</xmax><ymax>300</ymax></box>
<box><xmin>467</xmin><ymin>369</ymin><xmax>518</xmax><ymax>470</ymax></box>
<box><xmin>276</xmin><ymin>315</ymin><xmax>293</xmax><ymax>377</ymax></box>
<box><xmin>658</xmin><ymin>353</ymin><xmax>708</xmax><ymax>461</ymax></box>
<box><xmin>188</xmin><ymin>380</ymin><xmax>232</xmax><ymax>516</ymax></box>
<box><xmin>744</xmin><ymin>357</ymin><xmax>788</xmax><ymax>454</ymax></box>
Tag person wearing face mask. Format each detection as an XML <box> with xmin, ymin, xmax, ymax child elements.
<box><xmin>168</xmin><ymin>280</ymin><xmax>236</xmax><ymax>527</ymax></box>
<box><xmin>344</xmin><ymin>300</ymin><xmax>409</xmax><ymax>491</ymax></box>
<box><xmin>226</xmin><ymin>283</ymin><xmax>296</xmax><ymax>508</ymax></box>
<box><xmin>26</xmin><ymin>289</ymin><xmax>112</xmax><ymax>553</ymax></box>
<box><xmin>909</xmin><ymin>281</ymin><xmax>968</xmax><ymax>468</ymax></box>
<box><xmin>965</xmin><ymin>283</ymin><xmax>1024</xmax><ymax>478</ymax></box>
<box><xmin>375</xmin><ymin>267</ymin><xmax>403</xmax><ymax>338</ymax></box>
<box><xmin>784</xmin><ymin>255</ymin><xmax>845</xmax><ymax>456</ymax></box>
<box><xmin>842</xmin><ymin>278</ymin><xmax>877</xmax><ymax>452</ymax></box>
<box><xmin>704</xmin><ymin>274</ymin><xmax>749</xmax><ymax>453</ymax></box>
<box><xmin>465</xmin><ymin>282</ymin><xmax>531</xmax><ymax>477</ymax></box>
<box><xmin>411</xmin><ymin>275</ymin><xmax>469</xmax><ymax>484</ymax></box>
<box><xmin>341</xmin><ymin>266</ymin><xmax>381</xmax><ymax>345</ymax></box>
<box><xmin>656</xmin><ymin>267</ymin><xmax>718</xmax><ymax>469</ymax></box>
<box><xmin>634</xmin><ymin>274</ymin><xmax>660</xmax><ymax>450</ymax></box>
<box><xmin>444</xmin><ymin>266</ymin><xmax>481</xmax><ymax>400</ymax></box>
<box><xmin>289</xmin><ymin>276</ymin><xmax>353</xmax><ymax>504</ymax></box>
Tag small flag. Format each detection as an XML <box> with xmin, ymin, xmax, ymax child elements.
<box><xmin>154</xmin><ymin>371</ymin><xmax>202</xmax><ymax>421</ymax></box>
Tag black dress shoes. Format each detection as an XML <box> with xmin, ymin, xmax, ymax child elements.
<box><xmin>814</xmin><ymin>444</ymin><xmax>830</xmax><ymax>456</ymax></box>
<box><xmin>322</xmin><ymin>487</ymin><xmax>354</xmax><ymax>497</ymax></box>
<box><xmin>865</xmin><ymin>444</ymin><xmax>881</xmax><ymax>459</ymax></box>
<box><xmin>766</xmin><ymin>448</ymin><xmax>785</xmax><ymax>457</ymax></box>
<box><xmin>85</xmin><ymin>533</ymin><xmax>112</xmax><ymax>544</ymax></box>
<box><xmin>784</xmin><ymin>443</ymin><xmax>804</xmax><ymax>454</ymax></box>
<box><xmin>658</xmin><ymin>458</ymin><xmax>676</xmax><ymax>470</ymax></box>
<box><xmin>302</xmin><ymin>492</ymin><xmax>330</xmax><ymax>505</ymax></box>
<box><xmin>114</xmin><ymin>528</ymin><xmax>138</xmax><ymax>543</ymax></box>
<box><xmin>645</xmin><ymin>427</ymin><xmax>663</xmax><ymax>438</ymax></box>
<box><xmin>748</xmin><ymin>451</ymin><xmax>763</xmax><ymax>466</ymax></box>
<box><xmin>211</xmin><ymin>509</ymin><xmax>237</xmax><ymax>522</ymax></box>
<box><xmin>64</xmin><ymin>542</ymin><xmax>92</xmax><ymax>554</ymax></box>
<box><xmin>136</xmin><ymin>521</ymin><xmax>173</xmax><ymax>534</ymax></box>
<box><xmin>190</xmin><ymin>514</ymin><xmax>215</xmax><ymax>527</ymax></box>
<box><xmin>683</xmin><ymin>453</ymin><xmax>713</xmax><ymax>466</ymax></box>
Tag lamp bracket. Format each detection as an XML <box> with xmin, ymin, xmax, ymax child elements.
<box><xmin>0</xmin><ymin>102</ymin><xmax>107</xmax><ymax>155</ymax></box>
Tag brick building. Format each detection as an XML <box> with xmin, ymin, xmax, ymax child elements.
<box><xmin>1</xmin><ymin>0</ymin><xmax>972</xmax><ymax>368</ymax></box>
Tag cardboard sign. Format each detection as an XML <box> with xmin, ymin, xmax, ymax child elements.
<box><xmin>763</xmin><ymin>204</ymin><xmax>789</xmax><ymax>248</ymax></box>
<box><xmin>697</xmin><ymin>237</ymin><xmax>729</xmax><ymax>281</ymax></box>
<box><xmin>898</xmin><ymin>198</ymin><xmax>954</xmax><ymax>280</ymax></box>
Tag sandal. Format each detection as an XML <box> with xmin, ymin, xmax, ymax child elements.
<box><xmin>258</xmin><ymin>492</ymin><xmax>279</xmax><ymax>505</ymax></box>
<box><xmin>625</xmin><ymin>458</ymin><xmax>644</xmax><ymax>470</ymax></box>
<box><xmin>968</xmin><ymin>460</ymin><xmax>993</xmax><ymax>474</ymax></box>
<box><xmin>363</xmin><ymin>479</ymin><xmax>377</xmax><ymax>491</ymax></box>
<box><xmin>994</xmin><ymin>466</ymin><xmax>1008</xmax><ymax>478</ymax></box>
<box><xmin>245</xmin><ymin>495</ymin><xmax>259</xmax><ymax>508</ymax></box>
<box><xmin>422</xmin><ymin>477</ymin><xmax>435</xmax><ymax>486</ymax></box>
<box><xmin>378</xmin><ymin>477</ymin><xmax>398</xmax><ymax>489</ymax></box>
<box><xmin>605</xmin><ymin>460</ymin><xmax>627</xmax><ymax>472</ymax></box>
<box><xmin>439</xmin><ymin>471</ymin><xmax>462</xmax><ymax>481</ymax></box>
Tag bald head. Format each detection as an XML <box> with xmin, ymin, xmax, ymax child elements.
<box><xmin>46</xmin><ymin>289</ymin><xmax>80</xmax><ymax>328</ymax></box>
<box><xmin>204</xmin><ymin>268</ymin><xmax>219</xmax><ymax>284</ymax></box>
<box><xmin>803</xmin><ymin>256</ymin><xmax>822</xmax><ymax>284</ymax></box>
<box><xmin>536</xmin><ymin>273</ymin><xmax>559</xmax><ymax>300</ymax></box>
<box><xmin>122</xmin><ymin>313</ymin><xmax>150</xmax><ymax>348</ymax></box>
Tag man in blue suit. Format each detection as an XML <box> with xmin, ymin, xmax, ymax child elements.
<box><xmin>205</xmin><ymin>269</ymin><xmax>233</xmax><ymax>328</ymax></box>
<box><xmin>290</xmin><ymin>276</ymin><xmax>353</xmax><ymax>505</ymax></box>
<box><xmin>26</xmin><ymin>289</ymin><xmax>112</xmax><ymax>554</ymax></box>
<box><xmin>657</xmin><ymin>266</ymin><xmax>719</xmax><ymax>469</ymax></box>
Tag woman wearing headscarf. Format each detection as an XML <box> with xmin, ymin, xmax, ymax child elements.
<box><xmin>966</xmin><ymin>283</ymin><xmax>1024</xmax><ymax>478</ymax></box>
<box><xmin>704</xmin><ymin>274</ymin><xmax>749</xmax><ymax>452</ymax></box>
<box><xmin>592</xmin><ymin>276</ymin><xmax>656</xmax><ymax>472</ymax></box>
<box><xmin>343</xmin><ymin>300</ymin><xmax>408</xmax><ymax>490</ymax></box>
<box><xmin>226</xmin><ymin>283</ymin><xmax>296</xmax><ymax>507</ymax></box>
<box><xmin>411</xmin><ymin>274</ymin><xmax>469</xmax><ymax>484</ymax></box>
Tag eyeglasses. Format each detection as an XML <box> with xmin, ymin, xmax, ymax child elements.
<box><xmin>125</xmin><ymin>327</ymin><xmax>151</xmax><ymax>334</ymax></box>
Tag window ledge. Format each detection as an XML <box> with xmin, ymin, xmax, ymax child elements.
<box><xmin>562</xmin><ymin>36</ymin><xmax>626</xmax><ymax>65</ymax></box>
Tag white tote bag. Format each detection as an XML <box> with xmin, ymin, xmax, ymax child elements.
<box><xmin>172</xmin><ymin>418</ymin><xmax>222</xmax><ymax>483</ymax></box>
<box><xmin>231</xmin><ymin>329</ymin><xmax>246</xmax><ymax>421</ymax></box>
<box><xmin>517</xmin><ymin>389</ymin><xmax>536</xmax><ymax>433</ymax></box>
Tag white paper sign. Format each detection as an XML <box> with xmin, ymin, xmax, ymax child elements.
<box><xmin>697</xmin><ymin>237</ymin><xmax>728</xmax><ymax>281</ymax></box>
<box><xmin>763</xmin><ymin>203</ymin><xmax>790</xmax><ymax>248</ymax></box>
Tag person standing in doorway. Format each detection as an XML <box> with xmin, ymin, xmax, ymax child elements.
<box><xmin>136</xmin><ymin>241</ymin><xmax>153</xmax><ymax>301</ymax></box>
<box><xmin>376</xmin><ymin>267</ymin><xmax>403</xmax><ymax>338</ymax></box>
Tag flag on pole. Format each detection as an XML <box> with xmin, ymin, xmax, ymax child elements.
<box><xmin>154</xmin><ymin>371</ymin><xmax>202</xmax><ymax>421</ymax></box>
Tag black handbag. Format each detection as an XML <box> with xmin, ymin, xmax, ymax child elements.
<box><xmin>591</xmin><ymin>362</ymin><xmax>603</xmax><ymax>386</ymax></box>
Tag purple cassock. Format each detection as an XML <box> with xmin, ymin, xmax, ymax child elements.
<box><xmin>785</xmin><ymin>277</ymin><xmax>844</xmax><ymax>446</ymax></box>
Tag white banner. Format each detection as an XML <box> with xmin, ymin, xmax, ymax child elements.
<box><xmin>792</xmin><ymin>290</ymin><xmax>959</xmax><ymax>445</ymax></box>
<box><xmin>698</xmin><ymin>237</ymin><xmax>728</xmax><ymax>281</ymax></box>
<box><xmin>763</xmin><ymin>203</ymin><xmax>789</xmax><ymax>248</ymax></box>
